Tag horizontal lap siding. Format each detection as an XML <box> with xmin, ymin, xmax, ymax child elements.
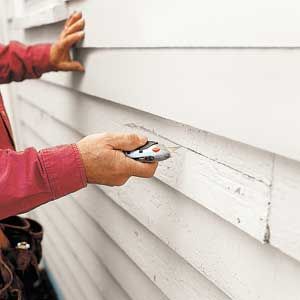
<box><xmin>39</xmin><ymin>48</ymin><xmax>300</xmax><ymax>162</ymax></box>
<box><xmin>5</xmin><ymin>1</ymin><xmax>300</xmax><ymax>299</ymax></box>
<box><xmin>8</xmin><ymin>2</ymin><xmax>300</xmax><ymax>161</ymax></box>
<box><xmin>15</xmin><ymin>0</ymin><xmax>300</xmax><ymax>47</ymax></box>
<box><xmin>18</xmin><ymin>86</ymin><xmax>300</xmax><ymax>300</ymax></box>
<box><xmin>17</xmin><ymin>80</ymin><xmax>272</xmax><ymax>242</ymax></box>
<box><xmin>34</xmin><ymin>204</ymin><xmax>130</xmax><ymax>300</ymax></box>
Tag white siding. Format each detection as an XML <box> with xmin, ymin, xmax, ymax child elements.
<box><xmin>2</xmin><ymin>0</ymin><xmax>300</xmax><ymax>299</ymax></box>
<box><xmin>18</xmin><ymin>84</ymin><xmax>300</xmax><ymax>300</ymax></box>
<box><xmin>13</xmin><ymin>0</ymin><xmax>300</xmax><ymax>47</ymax></box>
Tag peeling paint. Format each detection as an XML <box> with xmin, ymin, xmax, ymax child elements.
<box><xmin>263</xmin><ymin>154</ymin><xmax>276</xmax><ymax>244</ymax></box>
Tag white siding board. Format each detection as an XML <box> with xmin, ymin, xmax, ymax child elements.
<box><xmin>15</xmin><ymin>4</ymin><xmax>69</xmax><ymax>29</ymax></box>
<box><xmin>98</xmin><ymin>181</ymin><xmax>300</xmax><ymax>300</ymax></box>
<box><xmin>80</xmin><ymin>185</ymin><xmax>300</xmax><ymax>300</ymax></box>
<box><xmin>34</xmin><ymin>206</ymin><xmax>105</xmax><ymax>300</ymax></box>
<box><xmin>17</xmin><ymin>86</ymin><xmax>271</xmax><ymax>242</ymax></box>
<box><xmin>35</xmin><ymin>199</ymin><xmax>132</xmax><ymax>300</ymax></box>
<box><xmin>39</xmin><ymin>47</ymin><xmax>300</xmax><ymax>162</ymax></box>
<box><xmin>19</xmin><ymin>99</ymin><xmax>300</xmax><ymax>300</ymax></box>
<box><xmin>53</xmin><ymin>199</ymin><xmax>170</xmax><ymax>300</ymax></box>
<box><xmin>70</xmin><ymin>194</ymin><xmax>231</xmax><ymax>300</ymax></box>
<box><xmin>32</xmin><ymin>211</ymin><xmax>86</xmax><ymax>300</ymax></box>
<box><xmin>24</xmin><ymin>0</ymin><xmax>63</xmax><ymax>12</ymax></box>
<box><xmin>36</xmin><ymin>204</ymin><xmax>130</xmax><ymax>300</ymax></box>
<box><xmin>43</xmin><ymin>249</ymin><xmax>78</xmax><ymax>300</ymax></box>
<box><xmin>12</xmin><ymin>0</ymin><xmax>300</xmax><ymax>47</ymax></box>
<box><xmin>269</xmin><ymin>156</ymin><xmax>300</xmax><ymax>262</ymax></box>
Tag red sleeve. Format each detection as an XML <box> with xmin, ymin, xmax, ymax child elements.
<box><xmin>0</xmin><ymin>41</ymin><xmax>54</xmax><ymax>84</ymax></box>
<box><xmin>0</xmin><ymin>144</ymin><xmax>87</xmax><ymax>219</ymax></box>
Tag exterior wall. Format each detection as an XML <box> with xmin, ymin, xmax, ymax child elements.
<box><xmin>1</xmin><ymin>1</ymin><xmax>300</xmax><ymax>299</ymax></box>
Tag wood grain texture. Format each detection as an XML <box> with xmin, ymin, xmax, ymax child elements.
<box><xmin>17</xmin><ymin>81</ymin><xmax>272</xmax><ymax>241</ymax></box>
<box><xmin>269</xmin><ymin>156</ymin><xmax>300</xmax><ymax>262</ymax></box>
<box><xmin>19</xmin><ymin>94</ymin><xmax>300</xmax><ymax>300</ymax></box>
<box><xmin>38</xmin><ymin>47</ymin><xmax>300</xmax><ymax>162</ymax></box>
<box><xmin>14</xmin><ymin>0</ymin><xmax>300</xmax><ymax>47</ymax></box>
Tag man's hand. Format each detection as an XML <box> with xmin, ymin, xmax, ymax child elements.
<box><xmin>77</xmin><ymin>133</ymin><xmax>158</xmax><ymax>186</ymax></box>
<box><xmin>50</xmin><ymin>12</ymin><xmax>85</xmax><ymax>72</ymax></box>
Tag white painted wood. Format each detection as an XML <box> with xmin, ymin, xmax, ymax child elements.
<box><xmin>48</xmin><ymin>200</ymin><xmax>132</xmax><ymax>300</ymax></box>
<box><xmin>17</xmin><ymin>85</ymin><xmax>271</xmax><ymax>242</ymax></box>
<box><xmin>20</xmin><ymin>101</ymin><xmax>300</xmax><ymax>300</ymax></box>
<box><xmin>14</xmin><ymin>0</ymin><xmax>300</xmax><ymax>47</ymax></box>
<box><xmin>0</xmin><ymin>0</ymin><xmax>15</xmax><ymax>21</ymax></box>
<box><xmin>34</xmin><ymin>206</ymin><xmax>105</xmax><ymax>300</ymax></box>
<box><xmin>36</xmin><ymin>204</ymin><xmax>130</xmax><ymax>300</ymax></box>
<box><xmin>14</xmin><ymin>3</ymin><xmax>69</xmax><ymax>29</ymax></box>
<box><xmin>67</xmin><ymin>196</ymin><xmax>231</xmax><ymax>300</ymax></box>
<box><xmin>24</xmin><ymin>0</ymin><xmax>62</xmax><ymax>12</ymax></box>
<box><xmin>36</xmin><ymin>199</ymin><xmax>132</xmax><ymax>300</ymax></box>
<box><xmin>269</xmin><ymin>156</ymin><xmax>300</xmax><ymax>263</ymax></box>
<box><xmin>42</xmin><ymin>245</ymin><xmax>80</xmax><ymax>300</ymax></box>
<box><xmin>77</xmin><ymin>185</ymin><xmax>300</xmax><ymax>300</ymax></box>
<box><xmin>51</xmin><ymin>199</ymin><xmax>170</xmax><ymax>300</ymax></box>
<box><xmin>39</xmin><ymin>47</ymin><xmax>300</xmax><ymax>162</ymax></box>
<box><xmin>32</xmin><ymin>210</ymin><xmax>86</xmax><ymax>300</ymax></box>
<box><xmin>43</xmin><ymin>251</ymin><xmax>77</xmax><ymax>300</ymax></box>
<box><xmin>36</xmin><ymin>203</ymin><xmax>169</xmax><ymax>300</ymax></box>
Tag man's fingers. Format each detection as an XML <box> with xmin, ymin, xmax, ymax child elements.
<box><xmin>64</xmin><ymin>14</ymin><xmax>74</xmax><ymax>29</ymax></box>
<box><xmin>65</xmin><ymin>18</ymin><xmax>85</xmax><ymax>36</ymax></box>
<box><xmin>59</xmin><ymin>61</ymin><xmax>85</xmax><ymax>72</ymax></box>
<box><xmin>127</xmin><ymin>159</ymin><xmax>158</xmax><ymax>178</ymax></box>
<box><xmin>62</xmin><ymin>31</ymin><xmax>85</xmax><ymax>48</ymax></box>
<box><xmin>65</xmin><ymin>11</ymin><xmax>82</xmax><ymax>29</ymax></box>
<box><xmin>109</xmin><ymin>133</ymin><xmax>147</xmax><ymax>151</ymax></box>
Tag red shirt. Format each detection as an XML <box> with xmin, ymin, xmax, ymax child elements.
<box><xmin>0</xmin><ymin>42</ymin><xmax>87</xmax><ymax>219</ymax></box>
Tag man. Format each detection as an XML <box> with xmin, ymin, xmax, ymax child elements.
<box><xmin>0</xmin><ymin>11</ymin><xmax>158</xmax><ymax>220</ymax></box>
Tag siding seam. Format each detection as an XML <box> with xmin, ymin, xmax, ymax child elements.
<box><xmin>125</xmin><ymin>123</ymin><xmax>271</xmax><ymax>187</ymax></box>
<box><xmin>264</xmin><ymin>153</ymin><xmax>276</xmax><ymax>243</ymax></box>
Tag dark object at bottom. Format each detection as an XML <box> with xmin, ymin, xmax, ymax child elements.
<box><xmin>27</xmin><ymin>269</ymin><xmax>58</xmax><ymax>300</ymax></box>
<box><xmin>0</xmin><ymin>216</ymin><xmax>56</xmax><ymax>300</ymax></box>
